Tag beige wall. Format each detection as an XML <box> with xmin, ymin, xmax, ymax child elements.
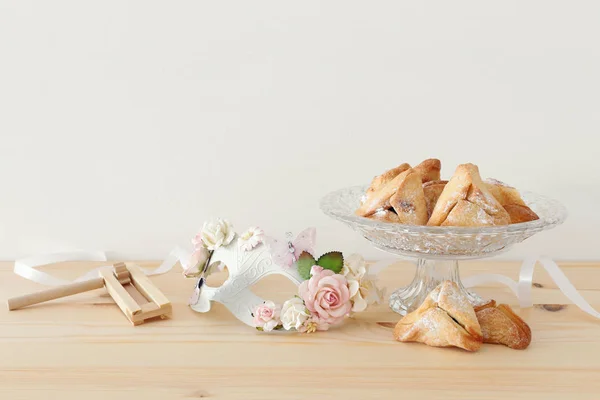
<box><xmin>0</xmin><ymin>1</ymin><xmax>597</xmax><ymax>260</ymax></box>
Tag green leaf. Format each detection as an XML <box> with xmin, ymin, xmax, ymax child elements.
<box><xmin>317</xmin><ymin>251</ymin><xmax>344</xmax><ymax>274</ymax></box>
<box><xmin>256</xmin><ymin>326</ymin><xmax>264</xmax><ymax>332</ymax></box>
<box><xmin>296</xmin><ymin>251</ymin><xmax>317</xmax><ymax>280</ymax></box>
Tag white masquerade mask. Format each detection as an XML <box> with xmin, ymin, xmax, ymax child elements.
<box><xmin>189</xmin><ymin>241</ymin><xmax>303</xmax><ymax>326</ymax></box>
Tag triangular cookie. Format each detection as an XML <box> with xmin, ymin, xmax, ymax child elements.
<box><xmin>413</xmin><ymin>158</ymin><xmax>441</xmax><ymax>183</ymax></box>
<box><xmin>427</xmin><ymin>164</ymin><xmax>510</xmax><ymax>226</ymax></box>
<box><xmin>366</xmin><ymin>163</ymin><xmax>411</xmax><ymax>197</ymax></box>
<box><xmin>503</xmin><ymin>204</ymin><xmax>539</xmax><ymax>224</ymax></box>
<box><xmin>484</xmin><ymin>179</ymin><xmax>527</xmax><ymax>207</ymax></box>
<box><xmin>367</xmin><ymin>209</ymin><xmax>401</xmax><ymax>223</ymax></box>
<box><xmin>423</xmin><ymin>180</ymin><xmax>447</xmax><ymax>218</ymax></box>
<box><xmin>441</xmin><ymin>200</ymin><xmax>495</xmax><ymax>226</ymax></box>
<box><xmin>389</xmin><ymin>169</ymin><xmax>428</xmax><ymax>225</ymax></box>
<box><xmin>356</xmin><ymin>168</ymin><xmax>412</xmax><ymax>217</ymax></box>
<box><xmin>485</xmin><ymin>179</ymin><xmax>539</xmax><ymax>223</ymax></box>
<box><xmin>475</xmin><ymin>301</ymin><xmax>532</xmax><ymax>350</ymax></box>
<box><xmin>426</xmin><ymin>165</ymin><xmax>472</xmax><ymax>226</ymax></box>
<box><xmin>394</xmin><ymin>281</ymin><xmax>483</xmax><ymax>351</ymax></box>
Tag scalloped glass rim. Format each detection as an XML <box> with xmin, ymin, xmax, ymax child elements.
<box><xmin>321</xmin><ymin>185</ymin><xmax>567</xmax><ymax>235</ymax></box>
<box><xmin>320</xmin><ymin>185</ymin><xmax>567</xmax><ymax>259</ymax></box>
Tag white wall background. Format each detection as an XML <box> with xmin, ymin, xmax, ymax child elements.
<box><xmin>0</xmin><ymin>1</ymin><xmax>598</xmax><ymax>261</ymax></box>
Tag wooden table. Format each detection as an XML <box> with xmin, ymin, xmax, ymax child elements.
<box><xmin>1</xmin><ymin>260</ymin><xmax>599</xmax><ymax>399</ymax></box>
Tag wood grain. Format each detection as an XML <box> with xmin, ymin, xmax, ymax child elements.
<box><xmin>1</xmin><ymin>260</ymin><xmax>599</xmax><ymax>399</ymax></box>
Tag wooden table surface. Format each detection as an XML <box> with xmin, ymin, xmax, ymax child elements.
<box><xmin>1</xmin><ymin>260</ymin><xmax>599</xmax><ymax>399</ymax></box>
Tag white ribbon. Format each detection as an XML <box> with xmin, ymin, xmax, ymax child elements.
<box><xmin>462</xmin><ymin>256</ymin><xmax>600</xmax><ymax>319</ymax></box>
<box><xmin>370</xmin><ymin>256</ymin><xmax>600</xmax><ymax>319</ymax></box>
<box><xmin>13</xmin><ymin>248</ymin><xmax>191</xmax><ymax>286</ymax></box>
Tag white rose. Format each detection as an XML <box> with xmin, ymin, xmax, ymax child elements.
<box><xmin>348</xmin><ymin>276</ymin><xmax>385</xmax><ymax>312</ymax></box>
<box><xmin>342</xmin><ymin>254</ymin><xmax>384</xmax><ymax>313</ymax></box>
<box><xmin>341</xmin><ymin>253</ymin><xmax>367</xmax><ymax>281</ymax></box>
<box><xmin>280</xmin><ymin>297</ymin><xmax>310</xmax><ymax>330</ymax></box>
<box><xmin>200</xmin><ymin>218</ymin><xmax>235</xmax><ymax>251</ymax></box>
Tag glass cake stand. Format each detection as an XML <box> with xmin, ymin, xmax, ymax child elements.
<box><xmin>320</xmin><ymin>185</ymin><xmax>567</xmax><ymax>315</ymax></box>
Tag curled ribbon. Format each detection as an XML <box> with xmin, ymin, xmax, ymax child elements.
<box><xmin>13</xmin><ymin>248</ymin><xmax>191</xmax><ymax>286</ymax></box>
<box><xmin>462</xmin><ymin>256</ymin><xmax>600</xmax><ymax>319</ymax></box>
<box><xmin>370</xmin><ymin>256</ymin><xmax>600</xmax><ymax>319</ymax></box>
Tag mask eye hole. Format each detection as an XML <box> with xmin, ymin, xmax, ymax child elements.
<box><xmin>249</xmin><ymin>274</ymin><xmax>299</xmax><ymax>304</ymax></box>
<box><xmin>203</xmin><ymin>262</ymin><xmax>229</xmax><ymax>288</ymax></box>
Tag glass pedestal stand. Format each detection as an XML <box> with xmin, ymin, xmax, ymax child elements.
<box><xmin>388</xmin><ymin>259</ymin><xmax>484</xmax><ymax>315</ymax></box>
<box><xmin>320</xmin><ymin>185</ymin><xmax>567</xmax><ymax>316</ymax></box>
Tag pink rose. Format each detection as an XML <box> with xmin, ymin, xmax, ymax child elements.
<box><xmin>252</xmin><ymin>301</ymin><xmax>281</xmax><ymax>332</ymax></box>
<box><xmin>182</xmin><ymin>247</ymin><xmax>210</xmax><ymax>278</ymax></box>
<box><xmin>299</xmin><ymin>266</ymin><xmax>351</xmax><ymax>325</ymax></box>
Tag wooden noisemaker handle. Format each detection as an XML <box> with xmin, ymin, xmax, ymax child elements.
<box><xmin>6</xmin><ymin>277</ymin><xmax>105</xmax><ymax>311</ymax></box>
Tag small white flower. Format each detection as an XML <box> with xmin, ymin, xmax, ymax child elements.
<box><xmin>280</xmin><ymin>297</ymin><xmax>310</xmax><ymax>330</ymax></box>
<box><xmin>199</xmin><ymin>218</ymin><xmax>235</xmax><ymax>251</ymax></box>
<box><xmin>342</xmin><ymin>253</ymin><xmax>384</xmax><ymax>313</ymax></box>
<box><xmin>348</xmin><ymin>276</ymin><xmax>384</xmax><ymax>312</ymax></box>
<box><xmin>341</xmin><ymin>253</ymin><xmax>367</xmax><ymax>282</ymax></box>
<box><xmin>238</xmin><ymin>226</ymin><xmax>264</xmax><ymax>252</ymax></box>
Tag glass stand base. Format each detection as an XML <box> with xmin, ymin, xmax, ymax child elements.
<box><xmin>389</xmin><ymin>259</ymin><xmax>485</xmax><ymax>315</ymax></box>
